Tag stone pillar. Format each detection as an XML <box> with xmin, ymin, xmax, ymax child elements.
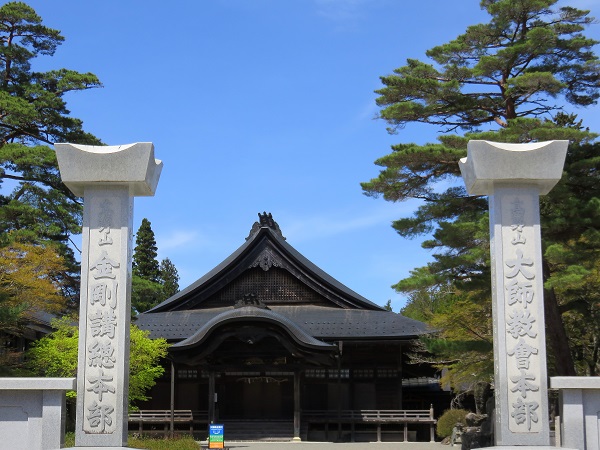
<box><xmin>459</xmin><ymin>140</ymin><xmax>568</xmax><ymax>447</ymax></box>
<box><xmin>56</xmin><ymin>143</ymin><xmax>162</xmax><ymax>448</ymax></box>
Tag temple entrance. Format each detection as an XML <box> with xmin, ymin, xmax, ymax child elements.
<box><xmin>218</xmin><ymin>373</ymin><xmax>293</xmax><ymax>420</ymax></box>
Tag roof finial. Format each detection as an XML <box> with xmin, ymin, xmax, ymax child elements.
<box><xmin>246</xmin><ymin>212</ymin><xmax>286</xmax><ymax>240</ymax></box>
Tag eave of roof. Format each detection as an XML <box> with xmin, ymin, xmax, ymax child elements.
<box><xmin>135</xmin><ymin>305</ymin><xmax>430</xmax><ymax>342</ymax></box>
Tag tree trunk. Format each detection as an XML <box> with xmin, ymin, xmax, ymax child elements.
<box><xmin>543</xmin><ymin>285</ymin><xmax>577</xmax><ymax>376</ymax></box>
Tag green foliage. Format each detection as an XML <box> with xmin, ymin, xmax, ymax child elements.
<box><xmin>366</xmin><ymin>0</ymin><xmax>600</xmax><ymax>386</ymax></box>
<box><xmin>436</xmin><ymin>408</ymin><xmax>470</xmax><ymax>438</ymax></box>
<box><xmin>131</xmin><ymin>275</ymin><xmax>165</xmax><ymax>315</ymax></box>
<box><xmin>375</xmin><ymin>0</ymin><xmax>598</xmax><ymax>133</ymax></box>
<box><xmin>129</xmin><ymin>325</ymin><xmax>169</xmax><ymax>406</ymax></box>
<box><xmin>133</xmin><ymin>218</ymin><xmax>160</xmax><ymax>282</ymax></box>
<box><xmin>27</xmin><ymin>319</ymin><xmax>169</xmax><ymax>408</ymax></box>
<box><xmin>26</xmin><ymin>316</ymin><xmax>78</xmax><ymax>378</ymax></box>
<box><xmin>128</xmin><ymin>435</ymin><xmax>199</xmax><ymax>450</ymax></box>
<box><xmin>540</xmin><ymin>142</ymin><xmax>600</xmax><ymax>375</ymax></box>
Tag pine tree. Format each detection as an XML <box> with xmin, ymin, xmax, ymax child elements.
<box><xmin>363</xmin><ymin>0</ymin><xmax>599</xmax><ymax>384</ymax></box>
<box><xmin>0</xmin><ymin>2</ymin><xmax>101</xmax><ymax>337</ymax></box>
<box><xmin>132</xmin><ymin>218</ymin><xmax>159</xmax><ymax>282</ymax></box>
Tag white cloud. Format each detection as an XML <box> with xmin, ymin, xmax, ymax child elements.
<box><xmin>356</xmin><ymin>97</ymin><xmax>379</xmax><ymax>121</ymax></box>
<box><xmin>283</xmin><ymin>202</ymin><xmax>419</xmax><ymax>242</ymax></box>
<box><xmin>313</xmin><ymin>0</ymin><xmax>391</xmax><ymax>28</ymax></box>
<box><xmin>314</xmin><ymin>0</ymin><xmax>366</xmax><ymax>22</ymax></box>
<box><xmin>157</xmin><ymin>230</ymin><xmax>203</xmax><ymax>254</ymax></box>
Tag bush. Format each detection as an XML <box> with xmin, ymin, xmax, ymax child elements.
<box><xmin>65</xmin><ymin>433</ymin><xmax>199</xmax><ymax>449</ymax></box>
<box><xmin>436</xmin><ymin>408</ymin><xmax>470</xmax><ymax>438</ymax></box>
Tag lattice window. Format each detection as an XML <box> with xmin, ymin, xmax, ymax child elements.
<box><xmin>305</xmin><ymin>369</ymin><xmax>327</xmax><ymax>378</ymax></box>
<box><xmin>353</xmin><ymin>369</ymin><xmax>374</xmax><ymax>379</ymax></box>
<box><xmin>203</xmin><ymin>267</ymin><xmax>327</xmax><ymax>307</ymax></box>
<box><xmin>377</xmin><ymin>369</ymin><xmax>398</xmax><ymax>378</ymax></box>
<box><xmin>328</xmin><ymin>369</ymin><xmax>350</xmax><ymax>379</ymax></box>
<box><xmin>177</xmin><ymin>369</ymin><xmax>198</xmax><ymax>379</ymax></box>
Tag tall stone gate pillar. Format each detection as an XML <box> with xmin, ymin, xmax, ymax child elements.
<box><xmin>459</xmin><ymin>140</ymin><xmax>567</xmax><ymax>447</ymax></box>
<box><xmin>56</xmin><ymin>143</ymin><xmax>162</xmax><ymax>448</ymax></box>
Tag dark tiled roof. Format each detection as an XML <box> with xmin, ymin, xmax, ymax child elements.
<box><xmin>274</xmin><ymin>306</ymin><xmax>429</xmax><ymax>338</ymax></box>
<box><xmin>135</xmin><ymin>305</ymin><xmax>429</xmax><ymax>342</ymax></box>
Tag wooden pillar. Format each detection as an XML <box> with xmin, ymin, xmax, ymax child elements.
<box><xmin>293</xmin><ymin>371</ymin><xmax>301</xmax><ymax>441</ymax></box>
<box><xmin>337</xmin><ymin>349</ymin><xmax>342</xmax><ymax>442</ymax></box>
<box><xmin>208</xmin><ymin>371</ymin><xmax>216</xmax><ymax>424</ymax></box>
<box><xmin>170</xmin><ymin>361</ymin><xmax>176</xmax><ymax>438</ymax></box>
<box><xmin>398</xmin><ymin>346</ymin><xmax>403</xmax><ymax>409</ymax></box>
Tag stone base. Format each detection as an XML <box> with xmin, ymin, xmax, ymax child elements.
<box><xmin>0</xmin><ymin>377</ymin><xmax>76</xmax><ymax>450</ymax></box>
<box><xmin>486</xmin><ymin>447</ymin><xmax>576</xmax><ymax>449</ymax></box>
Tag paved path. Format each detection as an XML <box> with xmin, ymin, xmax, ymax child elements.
<box><xmin>202</xmin><ymin>442</ymin><xmax>448</xmax><ymax>450</ymax></box>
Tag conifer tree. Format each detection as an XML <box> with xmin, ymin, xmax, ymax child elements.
<box><xmin>132</xmin><ymin>218</ymin><xmax>160</xmax><ymax>282</ymax></box>
<box><xmin>131</xmin><ymin>220</ymin><xmax>181</xmax><ymax>313</ymax></box>
<box><xmin>363</xmin><ymin>0</ymin><xmax>599</xmax><ymax>384</ymax></box>
<box><xmin>159</xmin><ymin>257</ymin><xmax>179</xmax><ymax>299</ymax></box>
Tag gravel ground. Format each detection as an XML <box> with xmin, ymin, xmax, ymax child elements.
<box><xmin>199</xmin><ymin>441</ymin><xmax>448</xmax><ymax>450</ymax></box>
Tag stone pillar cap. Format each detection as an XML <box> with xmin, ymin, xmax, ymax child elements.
<box><xmin>459</xmin><ymin>140</ymin><xmax>568</xmax><ymax>196</ymax></box>
<box><xmin>55</xmin><ymin>142</ymin><xmax>162</xmax><ymax>197</ymax></box>
<box><xmin>0</xmin><ymin>377</ymin><xmax>76</xmax><ymax>390</ymax></box>
<box><xmin>550</xmin><ymin>376</ymin><xmax>600</xmax><ymax>389</ymax></box>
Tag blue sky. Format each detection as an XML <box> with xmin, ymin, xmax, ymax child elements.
<box><xmin>24</xmin><ymin>0</ymin><xmax>600</xmax><ymax>311</ymax></box>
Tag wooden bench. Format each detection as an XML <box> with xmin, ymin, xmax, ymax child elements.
<box><xmin>128</xmin><ymin>409</ymin><xmax>194</xmax><ymax>436</ymax></box>
<box><xmin>303</xmin><ymin>407</ymin><xmax>437</xmax><ymax>442</ymax></box>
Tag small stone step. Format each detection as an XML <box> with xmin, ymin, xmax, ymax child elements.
<box><xmin>219</xmin><ymin>420</ymin><xmax>294</xmax><ymax>441</ymax></box>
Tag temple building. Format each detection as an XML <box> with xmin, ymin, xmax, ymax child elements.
<box><xmin>135</xmin><ymin>213</ymin><xmax>448</xmax><ymax>441</ymax></box>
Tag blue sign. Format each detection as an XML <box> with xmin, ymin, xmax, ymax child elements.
<box><xmin>209</xmin><ymin>424</ymin><xmax>224</xmax><ymax>449</ymax></box>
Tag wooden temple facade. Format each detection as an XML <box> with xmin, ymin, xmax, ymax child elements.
<box><xmin>135</xmin><ymin>213</ymin><xmax>449</xmax><ymax>441</ymax></box>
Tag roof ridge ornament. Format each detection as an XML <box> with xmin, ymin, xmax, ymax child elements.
<box><xmin>250</xmin><ymin>247</ymin><xmax>285</xmax><ymax>271</ymax></box>
<box><xmin>234</xmin><ymin>293</ymin><xmax>270</xmax><ymax>309</ymax></box>
<box><xmin>246</xmin><ymin>212</ymin><xmax>286</xmax><ymax>240</ymax></box>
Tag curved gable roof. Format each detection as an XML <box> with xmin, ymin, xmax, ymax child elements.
<box><xmin>147</xmin><ymin>224</ymin><xmax>385</xmax><ymax>313</ymax></box>
<box><xmin>170</xmin><ymin>306</ymin><xmax>335</xmax><ymax>351</ymax></box>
